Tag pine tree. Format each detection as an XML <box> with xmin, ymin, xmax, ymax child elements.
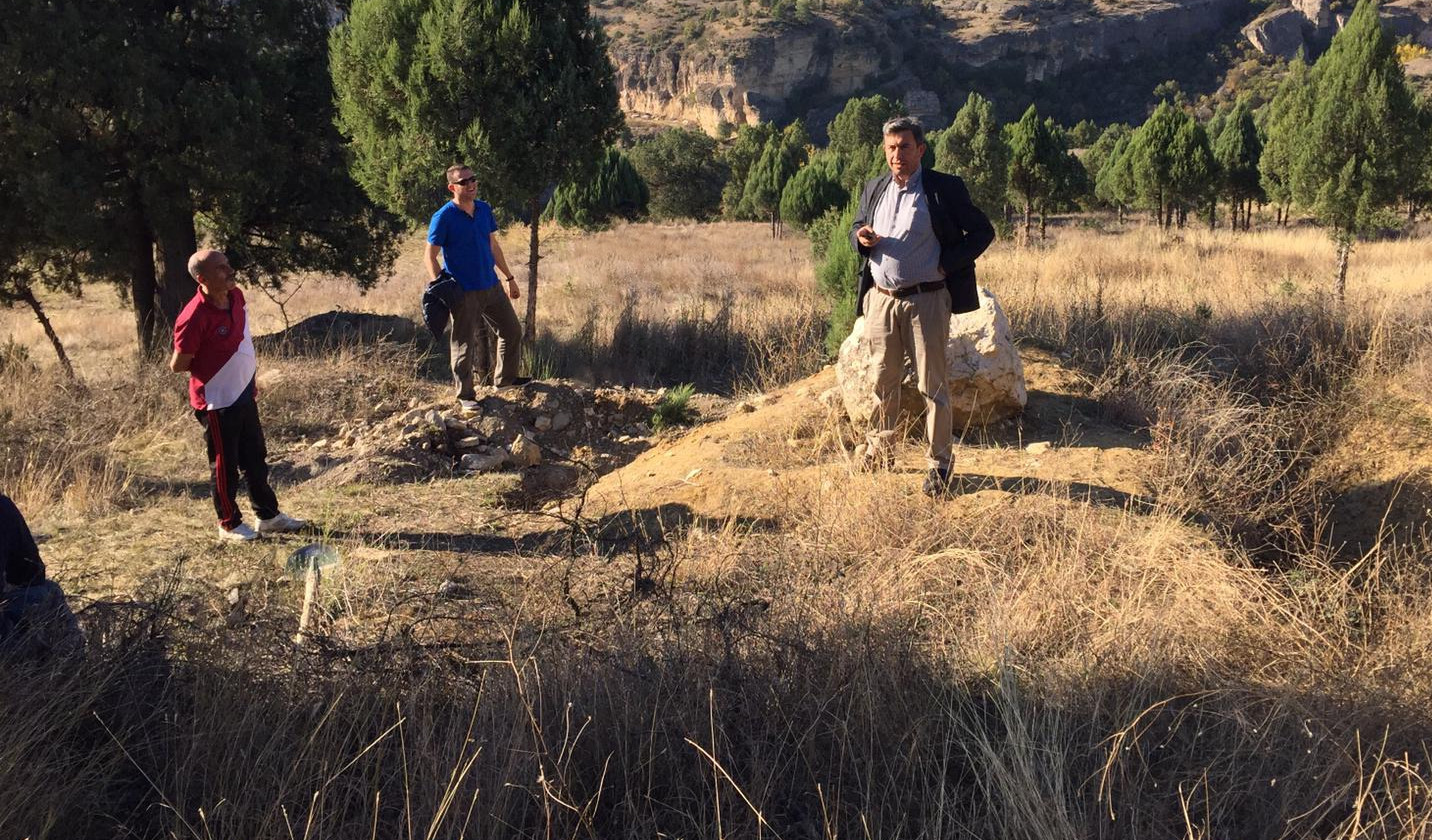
<box><xmin>1</xmin><ymin>0</ymin><xmax>403</xmax><ymax>358</ymax></box>
<box><xmin>332</xmin><ymin>0</ymin><xmax>623</xmax><ymax>342</ymax></box>
<box><xmin>934</xmin><ymin>92</ymin><xmax>1009</xmax><ymax>227</ymax></box>
<box><xmin>1287</xmin><ymin>0</ymin><xmax>1420</xmax><ymax>298</ymax></box>
<box><xmin>826</xmin><ymin>95</ymin><xmax>905</xmax><ymax>158</ymax></box>
<box><xmin>1213</xmin><ymin>100</ymin><xmax>1264</xmax><ymax>230</ymax></box>
<box><xmin>630</xmin><ymin>129</ymin><xmax>728</xmax><ymax>221</ymax></box>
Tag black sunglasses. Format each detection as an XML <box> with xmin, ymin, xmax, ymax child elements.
<box><xmin>451</xmin><ymin>176</ymin><xmax>477</xmax><ymax>186</ymax></box>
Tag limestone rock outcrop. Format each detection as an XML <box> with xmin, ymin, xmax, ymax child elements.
<box><xmin>834</xmin><ymin>286</ymin><xmax>1026</xmax><ymax>431</ymax></box>
<box><xmin>1242</xmin><ymin>8</ymin><xmax>1309</xmax><ymax>58</ymax></box>
<box><xmin>601</xmin><ymin>0</ymin><xmax>1250</xmax><ymax>132</ymax></box>
<box><xmin>1242</xmin><ymin>0</ymin><xmax>1431</xmax><ymax>58</ymax></box>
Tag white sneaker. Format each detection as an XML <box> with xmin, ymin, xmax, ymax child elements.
<box><xmin>258</xmin><ymin>512</ymin><xmax>308</xmax><ymax>534</ymax></box>
<box><xmin>219</xmin><ymin>523</ymin><xmax>260</xmax><ymax>542</ymax></box>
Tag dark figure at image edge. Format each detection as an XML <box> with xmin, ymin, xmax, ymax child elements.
<box><xmin>0</xmin><ymin>493</ymin><xmax>81</xmax><ymax>654</ymax></box>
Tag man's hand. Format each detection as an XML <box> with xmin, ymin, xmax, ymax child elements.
<box><xmin>855</xmin><ymin>225</ymin><xmax>881</xmax><ymax>248</ymax></box>
<box><xmin>506</xmin><ymin>276</ymin><xmax>521</xmax><ymax>300</ymax></box>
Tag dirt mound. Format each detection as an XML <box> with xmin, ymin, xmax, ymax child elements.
<box><xmin>580</xmin><ymin>351</ymin><xmax>1154</xmax><ymax>524</ymax></box>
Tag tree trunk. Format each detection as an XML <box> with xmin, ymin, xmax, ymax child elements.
<box><xmin>1038</xmin><ymin>206</ymin><xmax>1047</xmax><ymax>240</ymax></box>
<box><xmin>19</xmin><ymin>286</ymin><xmax>78</xmax><ymax>383</ymax></box>
<box><xmin>151</xmin><ymin>199</ymin><xmax>198</xmax><ymax>334</ymax></box>
<box><xmin>1208</xmin><ymin>199</ymin><xmax>1216</xmax><ymax>231</ymax></box>
<box><xmin>1334</xmin><ymin>233</ymin><xmax>1352</xmax><ymax>304</ymax></box>
<box><xmin>1022</xmin><ymin>197</ymin><xmax>1031</xmax><ymax>241</ymax></box>
<box><xmin>524</xmin><ymin>195</ymin><xmax>540</xmax><ymax>347</ymax></box>
<box><xmin>127</xmin><ymin>212</ymin><xmax>164</xmax><ymax>359</ymax></box>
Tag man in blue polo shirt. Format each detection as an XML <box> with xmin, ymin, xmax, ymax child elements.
<box><xmin>425</xmin><ymin>164</ymin><xmax>524</xmax><ymax>409</ymax></box>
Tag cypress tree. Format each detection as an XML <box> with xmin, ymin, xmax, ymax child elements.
<box><xmin>1006</xmin><ymin>105</ymin><xmax>1058</xmax><ymax>240</ymax></box>
<box><xmin>1095</xmin><ymin>133</ymin><xmax>1138</xmax><ymax>224</ymax></box>
<box><xmin>742</xmin><ymin>121</ymin><xmax>808</xmax><ymax>238</ymax></box>
<box><xmin>1259</xmin><ymin>56</ymin><xmax>1313</xmax><ymax>226</ymax></box>
<box><xmin>1168</xmin><ymin>118</ymin><xmax>1218</xmax><ymax>229</ymax></box>
<box><xmin>1130</xmin><ymin>101</ymin><xmax>1185</xmax><ymax>228</ymax></box>
<box><xmin>935</xmin><ymin>92</ymin><xmax>1010</xmax><ymax>227</ymax></box>
<box><xmin>1408</xmin><ymin>98</ymin><xmax>1432</xmax><ymax>221</ymax></box>
<box><xmin>720</xmin><ymin>123</ymin><xmax>778</xmax><ymax>219</ymax></box>
<box><xmin>1213</xmin><ymin>100</ymin><xmax>1264</xmax><ymax>230</ymax></box>
<box><xmin>546</xmin><ymin>147</ymin><xmax>649</xmax><ymax>229</ymax></box>
<box><xmin>1084</xmin><ymin>124</ymin><xmax>1132</xmax><ymax>192</ymax></box>
<box><xmin>1287</xmin><ymin>0</ymin><xmax>1420</xmax><ymax>299</ymax></box>
<box><xmin>780</xmin><ymin>152</ymin><xmax>847</xmax><ymax>230</ymax></box>
<box><xmin>815</xmin><ymin>199</ymin><xmax>860</xmax><ymax>354</ymax></box>
<box><xmin>1</xmin><ymin>0</ymin><xmax>403</xmax><ymax>358</ymax></box>
<box><xmin>827</xmin><ymin>95</ymin><xmax>905</xmax><ymax>158</ymax></box>
<box><xmin>1044</xmin><ymin>118</ymin><xmax>1090</xmax><ymax>236</ymax></box>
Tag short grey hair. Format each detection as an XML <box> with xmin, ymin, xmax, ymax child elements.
<box><xmin>187</xmin><ymin>250</ymin><xmax>215</xmax><ymax>281</ymax></box>
<box><xmin>882</xmin><ymin>115</ymin><xmax>925</xmax><ymax>146</ymax></box>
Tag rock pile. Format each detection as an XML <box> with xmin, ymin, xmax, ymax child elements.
<box><xmin>295</xmin><ymin>380</ymin><xmax>682</xmax><ymax>495</ymax></box>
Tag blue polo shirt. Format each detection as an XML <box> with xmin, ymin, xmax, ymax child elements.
<box><xmin>427</xmin><ymin>200</ymin><xmax>500</xmax><ymax>292</ymax></box>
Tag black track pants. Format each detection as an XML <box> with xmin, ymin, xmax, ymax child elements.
<box><xmin>195</xmin><ymin>398</ymin><xmax>279</xmax><ymax>529</ymax></box>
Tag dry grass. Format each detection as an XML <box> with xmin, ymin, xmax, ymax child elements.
<box><xmin>5</xmin><ymin>220</ymin><xmax>1432</xmax><ymax>838</ymax></box>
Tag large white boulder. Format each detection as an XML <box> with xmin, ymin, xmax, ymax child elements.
<box><xmin>836</xmin><ymin>286</ymin><xmax>1027</xmax><ymax>429</ymax></box>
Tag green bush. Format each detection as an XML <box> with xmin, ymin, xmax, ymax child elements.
<box><xmin>650</xmin><ymin>382</ymin><xmax>697</xmax><ymax>430</ymax></box>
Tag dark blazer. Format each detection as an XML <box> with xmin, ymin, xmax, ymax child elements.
<box><xmin>850</xmin><ymin>168</ymin><xmax>996</xmax><ymax>316</ymax></box>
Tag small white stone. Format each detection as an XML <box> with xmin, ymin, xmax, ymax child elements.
<box><xmin>550</xmin><ymin>411</ymin><xmax>572</xmax><ymax>431</ymax></box>
<box><xmin>1025</xmin><ymin>441</ymin><xmax>1053</xmax><ymax>455</ymax></box>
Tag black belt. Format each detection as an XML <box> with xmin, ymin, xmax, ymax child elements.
<box><xmin>876</xmin><ymin>280</ymin><xmax>945</xmax><ymax>299</ymax></box>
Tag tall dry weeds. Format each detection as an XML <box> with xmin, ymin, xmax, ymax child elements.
<box><xmin>4</xmin><ymin>223</ymin><xmax>1432</xmax><ymax>838</ymax></box>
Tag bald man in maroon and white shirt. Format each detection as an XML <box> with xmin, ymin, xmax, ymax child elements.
<box><xmin>170</xmin><ymin>249</ymin><xmax>306</xmax><ymax>542</ymax></box>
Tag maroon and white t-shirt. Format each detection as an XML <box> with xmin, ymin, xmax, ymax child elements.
<box><xmin>173</xmin><ymin>288</ymin><xmax>257</xmax><ymax>411</ymax></box>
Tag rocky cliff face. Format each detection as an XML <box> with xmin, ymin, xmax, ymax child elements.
<box><xmin>599</xmin><ymin>0</ymin><xmax>1253</xmax><ymax>131</ymax></box>
<box><xmin>1241</xmin><ymin>0</ymin><xmax>1431</xmax><ymax>60</ymax></box>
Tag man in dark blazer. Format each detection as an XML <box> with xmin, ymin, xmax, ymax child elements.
<box><xmin>850</xmin><ymin>115</ymin><xmax>996</xmax><ymax>496</ymax></box>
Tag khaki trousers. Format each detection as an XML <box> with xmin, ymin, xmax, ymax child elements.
<box><xmin>451</xmin><ymin>285</ymin><xmax>523</xmax><ymax>398</ymax></box>
<box><xmin>864</xmin><ymin>286</ymin><xmax>953</xmax><ymax>470</ymax></box>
